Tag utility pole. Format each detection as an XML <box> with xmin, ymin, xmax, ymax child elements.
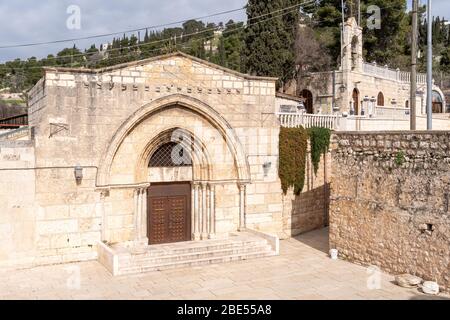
<box><xmin>426</xmin><ymin>0</ymin><xmax>433</xmax><ymax>130</ymax></box>
<box><xmin>410</xmin><ymin>0</ymin><xmax>418</xmax><ymax>130</ymax></box>
<box><xmin>357</xmin><ymin>0</ymin><xmax>361</xmax><ymax>26</ymax></box>
<box><xmin>341</xmin><ymin>0</ymin><xmax>345</xmax><ymax>69</ymax></box>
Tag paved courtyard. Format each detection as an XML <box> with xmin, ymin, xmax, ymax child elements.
<box><xmin>0</xmin><ymin>228</ymin><xmax>448</xmax><ymax>300</ymax></box>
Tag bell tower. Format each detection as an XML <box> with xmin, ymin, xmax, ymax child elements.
<box><xmin>341</xmin><ymin>17</ymin><xmax>363</xmax><ymax>72</ymax></box>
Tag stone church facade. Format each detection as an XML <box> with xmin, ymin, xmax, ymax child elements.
<box><xmin>1</xmin><ymin>52</ymin><xmax>293</xmax><ymax>269</ymax></box>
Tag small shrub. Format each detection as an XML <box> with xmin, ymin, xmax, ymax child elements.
<box><xmin>395</xmin><ymin>151</ymin><xmax>406</xmax><ymax>166</ymax></box>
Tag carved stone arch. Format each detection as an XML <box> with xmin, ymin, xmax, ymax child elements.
<box><xmin>134</xmin><ymin>127</ymin><xmax>213</xmax><ymax>182</ymax></box>
<box><xmin>97</xmin><ymin>94</ymin><xmax>250</xmax><ymax>186</ymax></box>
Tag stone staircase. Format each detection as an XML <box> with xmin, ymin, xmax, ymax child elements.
<box><xmin>98</xmin><ymin>231</ymin><xmax>278</xmax><ymax>276</ymax></box>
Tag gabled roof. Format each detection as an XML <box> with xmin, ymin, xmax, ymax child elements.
<box><xmin>43</xmin><ymin>51</ymin><xmax>278</xmax><ymax>82</ymax></box>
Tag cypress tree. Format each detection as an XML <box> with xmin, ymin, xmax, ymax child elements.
<box><xmin>244</xmin><ymin>0</ymin><xmax>299</xmax><ymax>89</ymax></box>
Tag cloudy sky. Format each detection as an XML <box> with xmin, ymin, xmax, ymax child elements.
<box><xmin>0</xmin><ymin>0</ymin><xmax>449</xmax><ymax>62</ymax></box>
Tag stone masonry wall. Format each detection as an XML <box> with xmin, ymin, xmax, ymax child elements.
<box><xmin>282</xmin><ymin>145</ymin><xmax>330</xmax><ymax>238</ymax></box>
<box><xmin>0</xmin><ymin>141</ymin><xmax>36</xmax><ymax>268</ymax></box>
<box><xmin>15</xmin><ymin>53</ymin><xmax>284</xmax><ymax>267</ymax></box>
<box><xmin>330</xmin><ymin>131</ymin><xmax>450</xmax><ymax>292</ymax></box>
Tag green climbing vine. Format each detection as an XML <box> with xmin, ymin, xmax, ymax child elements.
<box><xmin>395</xmin><ymin>151</ymin><xmax>406</xmax><ymax>166</ymax></box>
<box><xmin>279</xmin><ymin>127</ymin><xmax>308</xmax><ymax>195</ymax></box>
<box><xmin>308</xmin><ymin>127</ymin><xmax>331</xmax><ymax>176</ymax></box>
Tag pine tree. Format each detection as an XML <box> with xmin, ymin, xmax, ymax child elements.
<box><xmin>244</xmin><ymin>0</ymin><xmax>299</xmax><ymax>89</ymax></box>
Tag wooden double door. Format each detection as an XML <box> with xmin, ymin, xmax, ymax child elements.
<box><xmin>147</xmin><ymin>182</ymin><xmax>191</xmax><ymax>245</ymax></box>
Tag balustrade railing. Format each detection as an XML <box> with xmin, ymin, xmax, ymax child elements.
<box><xmin>363</xmin><ymin>63</ymin><xmax>426</xmax><ymax>84</ymax></box>
<box><xmin>277</xmin><ymin>113</ymin><xmax>340</xmax><ymax>130</ymax></box>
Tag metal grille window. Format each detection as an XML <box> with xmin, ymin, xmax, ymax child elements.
<box><xmin>149</xmin><ymin>142</ymin><xmax>191</xmax><ymax>167</ymax></box>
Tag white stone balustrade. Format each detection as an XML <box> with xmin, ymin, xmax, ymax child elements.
<box><xmin>277</xmin><ymin>113</ymin><xmax>340</xmax><ymax>130</ymax></box>
<box><xmin>363</xmin><ymin>62</ymin><xmax>426</xmax><ymax>84</ymax></box>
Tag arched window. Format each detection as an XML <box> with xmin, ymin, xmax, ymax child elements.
<box><xmin>377</xmin><ymin>92</ymin><xmax>384</xmax><ymax>107</ymax></box>
<box><xmin>149</xmin><ymin>142</ymin><xmax>192</xmax><ymax>167</ymax></box>
<box><xmin>432</xmin><ymin>90</ymin><xmax>444</xmax><ymax>113</ymax></box>
<box><xmin>405</xmin><ymin>100</ymin><xmax>409</xmax><ymax>109</ymax></box>
<box><xmin>300</xmin><ymin>89</ymin><xmax>314</xmax><ymax>114</ymax></box>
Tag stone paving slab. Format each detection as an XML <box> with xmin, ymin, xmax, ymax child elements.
<box><xmin>0</xmin><ymin>228</ymin><xmax>448</xmax><ymax>300</ymax></box>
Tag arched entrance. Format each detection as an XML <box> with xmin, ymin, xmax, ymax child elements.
<box><xmin>98</xmin><ymin>94</ymin><xmax>251</xmax><ymax>245</ymax></box>
<box><xmin>352</xmin><ymin>88</ymin><xmax>360</xmax><ymax>115</ymax></box>
<box><xmin>300</xmin><ymin>89</ymin><xmax>314</xmax><ymax>114</ymax></box>
<box><xmin>147</xmin><ymin>141</ymin><xmax>193</xmax><ymax>245</ymax></box>
<box><xmin>432</xmin><ymin>90</ymin><xmax>444</xmax><ymax>113</ymax></box>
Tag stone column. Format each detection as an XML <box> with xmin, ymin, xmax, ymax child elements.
<box><xmin>134</xmin><ymin>187</ymin><xmax>149</xmax><ymax>245</ymax></box>
<box><xmin>238</xmin><ymin>183</ymin><xmax>247</xmax><ymax>231</ymax></box>
<box><xmin>141</xmin><ymin>188</ymin><xmax>148</xmax><ymax>243</ymax></box>
<box><xmin>192</xmin><ymin>182</ymin><xmax>201</xmax><ymax>240</ymax></box>
<box><xmin>134</xmin><ymin>188</ymin><xmax>140</xmax><ymax>241</ymax></box>
<box><xmin>201</xmin><ymin>183</ymin><xmax>208</xmax><ymax>239</ymax></box>
<box><xmin>208</xmin><ymin>184</ymin><xmax>216</xmax><ymax>239</ymax></box>
<box><xmin>100</xmin><ymin>190</ymin><xmax>109</xmax><ymax>242</ymax></box>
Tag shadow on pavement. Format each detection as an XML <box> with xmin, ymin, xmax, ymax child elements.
<box><xmin>291</xmin><ymin>227</ymin><xmax>330</xmax><ymax>254</ymax></box>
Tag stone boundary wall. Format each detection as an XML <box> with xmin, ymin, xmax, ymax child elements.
<box><xmin>330</xmin><ymin>131</ymin><xmax>450</xmax><ymax>292</ymax></box>
<box><xmin>281</xmin><ymin>144</ymin><xmax>330</xmax><ymax>238</ymax></box>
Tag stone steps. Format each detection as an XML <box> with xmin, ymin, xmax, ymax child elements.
<box><xmin>117</xmin><ymin>238</ymin><xmax>268</xmax><ymax>259</ymax></box>
<box><xmin>119</xmin><ymin>249</ymin><xmax>276</xmax><ymax>276</ymax></box>
<box><xmin>119</xmin><ymin>243</ymin><xmax>272</xmax><ymax>267</ymax></box>
<box><xmin>98</xmin><ymin>231</ymin><xmax>278</xmax><ymax>276</ymax></box>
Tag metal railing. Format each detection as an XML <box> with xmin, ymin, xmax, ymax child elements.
<box><xmin>277</xmin><ymin>113</ymin><xmax>340</xmax><ymax>130</ymax></box>
<box><xmin>0</xmin><ymin>113</ymin><xmax>28</xmax><ymax>128</ymax></box>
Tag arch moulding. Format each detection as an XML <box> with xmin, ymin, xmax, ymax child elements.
<box><xmin>96</xmin><ymin>94</ymin><xmax>251</xmax><ymax>186</ymax></box>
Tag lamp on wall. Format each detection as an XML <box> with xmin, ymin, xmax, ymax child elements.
<box><xmin>391</xmin><ymin>99</ymin><xmax>397</xmax><ymax>107</ymax></box>
<box><xmin>262</xmin><ymin>162</ymin><xmax>272</xmax><ymax>177</ymax></box>
<box><xmin>74</xmin><ymin>165</ymin><xmax>83</xmax><ymax>183</ymax></box>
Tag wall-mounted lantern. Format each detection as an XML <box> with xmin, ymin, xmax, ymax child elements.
<box><xmin>74</xmin><ymin>165</ymin><xmax>83</xmax><ymax>183</ymax></box>
<box><xmin>339</xmin><ymin>85</ymin><xmax>346</xmax><ymax>93</ymax></box>
<box><xmin>391</xmin><ymin>99</ymin><xmax>397</xmax><ymax>107</ymax></box>
<box><xmin>262</xmin><ymin>162</ymin><xmax>272</xmax><ymax>177</ymax></box>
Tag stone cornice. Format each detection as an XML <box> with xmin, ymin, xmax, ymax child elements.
<box><xmin>42</xmin><ymin>51</ymin><xmax>278</xmax><ymax>82</ymax></box>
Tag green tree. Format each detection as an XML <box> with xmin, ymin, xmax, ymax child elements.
<box><xmin>56</xmin><ymin>45</ymin><xmax>84</xmax><ymax>66</ymax></box>
<box><xmin>361</xmin><ymin>0</ymin><xmax>407</xmax><ymax>67</ymax></box>
<box><xmin>219</xmin><ymin>20</ymin><xmax>245</xmax><ymax>72</ymax></box>
<box><xmin>244</xmin><ymin>0</ymin><xmax>299</xmax><ymax>88</ymax></box>
<box><xmin>306</xmin><ymin>0</ymin><xmax>409</xmax><ymax>68</ymax></box>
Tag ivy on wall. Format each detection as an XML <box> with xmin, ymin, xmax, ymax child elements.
<box><xmin>279</xmin><ymin>127</ymin><xmax>308</xmax><ymax>195</ymax></box>
<box><xmin>308</xmin><ymin>127</ymin><xmax>331</xmax><ymax>176</ymax></box>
